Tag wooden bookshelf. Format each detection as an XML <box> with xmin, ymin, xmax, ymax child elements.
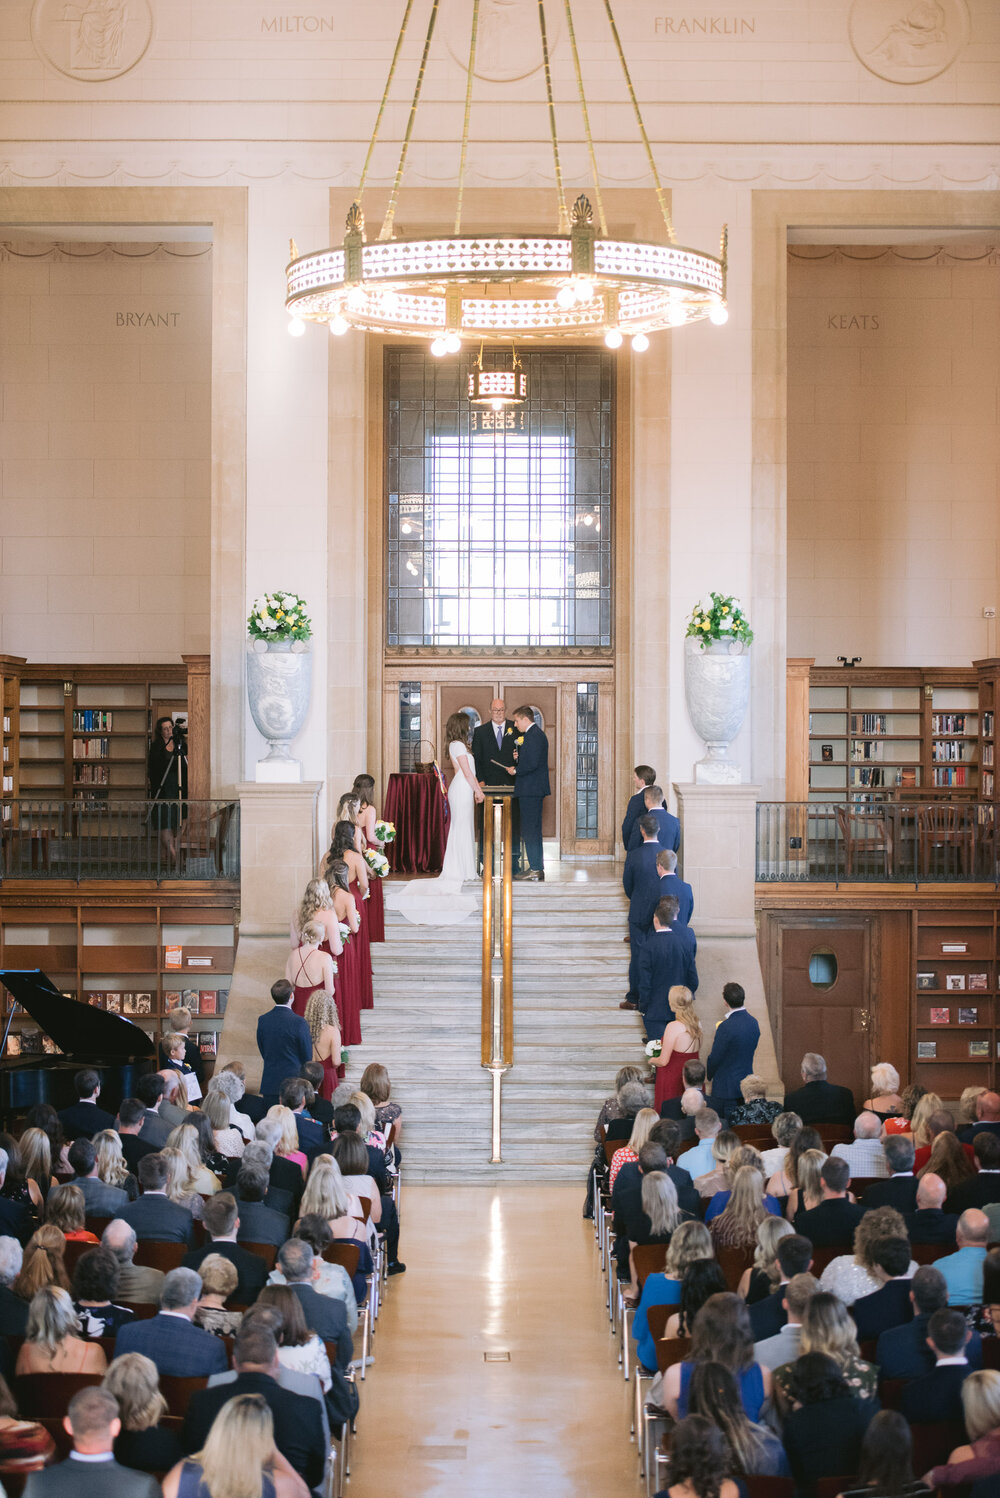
<box><xmin>0</xmin><ymin>657</ymin><xmax>25</xmax><ymax>831</ymax></box>
<box><xmin>913</xmin><ymin>907</ymin><xmax>998</xmax><ymax>1094</ymax></box>
<box><xmin>975</xmin><ymin>658</ymin><xmax>1000</xmax><ymax>805</ymax></box>
<box><xmin>0</xmin><ymin>890</ymin><xmax>238</xmax><ymax>1072</ymax></box>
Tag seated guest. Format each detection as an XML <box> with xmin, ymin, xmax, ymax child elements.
<box><xmin>360</xmin><ymin>1061</ymin><xmax>402</xmax><ymax>1145</ymax></box>
<box><xmin>240</xmin><ymin>1138</ymin><xmax>294</xmax><ymax>1218</ymax></box>
<box><xmin>921</xmin><ymin>1128</ymin><xmax>977</xmax><ymax>1200</ymax></box>
<box><xmin>626</xmin><ymin>1172</ymin><xmax>690</xmax><ymax>1297</ymax></box>
<box><xmin>760</xmin><ymin>1110</ymin><xmax>803</xmax><ymax>1181</ymax></box>
<box><xmin>836</xmin><ymin>1409</ymin><xmax>927</xmax><ymax>1498</ymax></box>
<box><xmin>616</xmin><ymin>1143</ymin><xmax>698</xmax><ymax>1286</ymax></box>
<box><xmin>203</xmin><ymin>1089</ymin><xmax>246</xmax><ymax>1161</ymax></box>
<box><xmin>101</xmin><ymin>1220</ymin><xmax>163</xmax><ymax>1306</ymax></box>
<box><xmin>766</xmin><ymin>1125</ymin><xmax>824</xmax><ymax>1202</ymax></box>
<box><xmin>295</xmin><ymin>1155</ymin><xmax>364</xmax><ymax>1242</ymax></box>
<box><xmin>180</xmin><ymin>1324</ymin><xmax>326</xmax><ymax>1492</ymax></box>
<box><xmin>233</xmin><ymin>1159</ymin><xmax>290</xmax><ymax>1248</ymax></box>
<box><xmin>659</xmin><ymin>1293</ymin><xmax>772</xmax><ymax>1421</ymax></box>
<box><xmin>686</xmin><ymin>1361</ymin><xmax>789</xmax><ymax>1479</ymax></box>
<box><xmin>795</xmin><ymin>1157</ymin><xmax>864</xmax><ymax>1246</ymax></box>
<box><xmin>863</xmin><ymin>1062</ymin><xmax>904</xmax><ymax>1122</ymax></box>
<box><xmin>958</xmin><ymin>1090</ymin><xmax>1000</xmax><ymax>1144</ymax></box>
<box><xmin>926</xmin><ymin>1368</ymin><xmax>1000</xmax><ymax>1489</ymax></box>
<box><xmin>267</xmin><ymin>1214</ymin><xmax>359</xmax><ymax>1333</ymax></box>
<box><xmin>181</xmin><ymin>1191</ymin><xmax>267</xmax><ymax>1306</ymax></box>
<box><xmin>642</xmin><ymin>1121</ymin><xmax>701</xmax><ymax>1214</ymax></box>
<box><xmin>694</xmin><ymin>1131</ymin><xmax>741</xmax><ymax>1202</ymax></box>
<box><xmin>213</xmin><ymin>1065</ymin><xmax>258</xmax><ymax>1138</ymax></box>
<box><xmin>0</xmin><ymin>1369</ymin><xmax>57</xmax><ymax>1470</ymax></box>
<box><xmin>850</xmin><ymin>1236</ymin><xmax>916</xmax><ymax>1341</ymax></box>
<box><xmin>193</xmin><ymin>1252</ymin><xmax>244</xmax><ymax>1337</ymax></box>
<box><xmin>165</xmin><ymin>1122</ymin><xmax>222</xmax><ymax>1197</ymax></box>
<box><xmin>709</xmin><ymin>1165</ymin><xmax>777</xmax><ymax>1251</ymax></box>
<box><xmin>785</xmin><ymin>1148</ymin><xmax>827</xmax><ymax>1223</ymax></box>
<box><xmin>860</xmin><ymin>1136</ymin><xmax>919</xmax><ymax>1214</ymax></box>
<box><xmin>15</xmin><ymin>1284</ymin><xmax>107</xmax><ymax>1376</ymax></box>
<box><xmin>608</xmin><ymin>1106</ymin><xmax>659</xmax><ymax>1191</ymax></box>
<box><xmin>0</xmin><ymin>1237</ymin><xmax>27</xmax><ymax>1337</ymax></box>
<box><xmin>676</xmin><ymin>1108</ymin><xmax>722</xmax><ymax>1181</ymax></box>
<box><xmin>673</xmin><ymin>1087</ymin><xmax>705</xmax><ymax>1144</ymax></box>
<box><xmin>18</xmin><ymin>1128</ymin><xmax>58</xmax><ymax>1210</ymax></box>
<box><xmin>0</xmin><ymin>1130</ymin><xmax>48</xmax><ymax>1214</ymax></box>
<box><xmin>58</xmin><ymin>1069</ymin><xmax>116</xmax><ymax>1141</ymax></box>
<box><xmin>102</xmin><ymin>1352</ymin><xmax>184</xmax><ymax>1477</ymax></box>
<box><xmin>905</xmin><ymin>1172</ymin><xmax>959</xmax><ymax>1245</ymax></box>
<box><xmin>68</xmin><ymin>1136</ymin><xmax>130</xmax><ymax>1217</ymax></box>
<box><xmin>153</xmin><ymin>1068</ymin><xmax>189</xmax><ymax>1131</ymax></box>
<box><xmin>876</xmin><ymin>1264</ymin><xmax>980</xmax><ymax>1380</ymax></box>
<box><xmin>267</xmin><ymin>1105</ymin><xmax>309</xmax><ymax>1180</ymax></box>
<box><xmin>774</xmin><ymin>1289</ymin><xmax>878</xmax><ymax>1407</ymax></box>
<box><xmin>274</xmin><ymin>1239</ymin><xmax>352</xmax><ymax>1372</ymax></box>
<box><xmin>753</xmin><ymin>1271</ymin><xmax>818</xmax><ymax>1371</ymax></box>
<box><xmin>912</xmin><ymin>1106</ymin><xmax>971</xmax><ymax>1170</ymax></box>
<box><xmin>899</xmin><ymin>1306</ymin><xmax>972</xmax><ymax>1425</ymax></box>
<box><xmin>971</xmin><ymin>1247</ymin><xmax>1000</xmax><ymax>1339</ymax></box>
<box><xmin>820</xmin><ymin>1205</ymin><xmax>915</xmax><ymax>1306</ymax></box>
<box><xmin>633</xmin><ymin>1220</ymin><xmax>712</xmax><ymax>1373</ymax></box>
<box><xmin>946</xmin><ymin>1130</ymin><xmax>1000</xmax><ymax>1214</ymax></box>
<box><xmin>165</xmin><ymin>1392</ymin><xmax>310</xmax><ymax>1498</ymax></box>
<box><xmin>604</xmin><ymin>1079</ymin><xmax>652</xmax><ymax>1144</ymax></box>
<box><xmin>119</xmin><ymin>1153</ymin><xmax>195</xmax><ymax>1245</ymax></box>
<box><xmin>301</xmin><ymin>1063</ymin><xmax>334</xmax><ymax>1131</ymax></box>
<box><xmin>663</xmin><ymin>1259</ymin><xmax>729</xmax><ymax>1340</ymax></box>
<box><xmin>256</xmin><ymin>1284</ymin><xmax>333</xmax><ymax>1392</ymax></box>
<box><xmin>832</xmin><ymin>1112</ymin><xmax>890</xmax><ymax>1179</ymax></box>
<box><xmin>593</xmin><ymin>1064</ymin><xmax>647</xmax><ymax>1142</ymax></box>
<box><xmin>884</xmin><ymin>1081</ymin><xmax>928</xmax><ymax>1139</ymax></box>
<box><xmin>659</xmin><ymin>1059</ymin><xmax>706</xmax><ymax>1123</ymax></box>
<box><xmin>0</xmin><ymin>1147</ymin><xmax>34</xmax><ymax>1245</ymax></box>
<box><xmin>46</xmin><ymin>1184</ymin><xmax>97</xmax><ymax>1243</ymax></box>
<box><xmin>115</xmin><ymin>1267</ymin><xmax>227</xmax><ymax>1376</ymax></box>
<box><xmin>747</xmin><ymin>1232</ymin><xmax>814</xmax><ymax>1341</ymax></box>
<box><xmin>72</xmin><ymin>1246</ymin><xmax>135</xmax><ymax>1338</ymax></box>
<box><xmin>114</xmin><ymin>1098</ymin><xmax>158</xmax><ymax>1174</ymax></box>
<box><xmin>279</xmin><ymin>1079</ymin><xmax>325</xmax><ymax>1158</ymax></box>
<box><xmin>15</xmin><ymin>1225</ymin><xmax>70</xmax><ymax>1300</ymax></box>
<box><xmin>254</xmin><ymin>1121</ymin><xmax>305</xmax><ymax>1213</ymax></box>
<box><xmin>92</xmin><ymin>1130</ymin><xmax>138</xmax><ymax>1203</ymax></box>
<box><xmin>662</xmin><ymin>1414</ymin><xmax>741</xmax><ymax>1498</ymax></box>
<box><xmin>728</xmin><ymin>1075</ymin><xmax>781</xmax><ymax>1128</ymax></box>
<box><xmin>737</xmin><ymin>1214</ymin><xmax>793</xmax><ymax>1305</ymax></box>
<box><xmin>135</xmin><ymin>1074</ymin><xmax>172</xmax><ymax>1149</ymax></box>
<box><xmin>22</xmin><ymin>1385</ymin><xmax>160</xmax><ymax>1498</ymax></box>
<box><xmin>25</xmin><ymin>1104</ymin><xmax>71</xmax><ymax>1178</ymax></box>
<box><xmin>159</xmin><ymin>1146</ymin><xmax>205</xmax><ymax>1220</ymax></box>
<box><xmin>328</xmin><ymin>1133</ymin><xmax>384</xmax><ymax>1231</ymax></box>
<box><xmin>782</xmin><ymin>1352</ymin><xmax>878</xmax><ymax>1490</ymax></box>
<box><xmin>187</xmin><ymin>1110</ymin><xmax>233</xmax><ymax>1183</ymax></box>
<box><xmin>937</xmin><ymin>1208</ymin><xmax>990</xmax><ymax>1306</ymax></box>
<box><xmin>783</xmin><ymin>1052</ymin><xmax>856</xmax><ymax>1127</ymax></box>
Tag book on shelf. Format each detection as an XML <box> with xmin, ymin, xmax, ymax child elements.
<box><xmin>852</xmin><ymin>740</ymin><xmax>884</xmax><ymax>762</ymax></box>
<box><xmin>984</xmin><ymin>711</ymin><xmax>994</xmax><ymax>737</ymax></box>
<box><xmin>104</xmin><ymin>992</ymin><xmax>121</xmax><ymax>1013</ymax></box>
<box><xmin>932</xmin><ymin>713</ymin><xmax>970</xmax><ymax>734</ymax></box>
<box><xmin>164</xmin><ymin>991</ymin><xmax>183</xmax><ymax>1013</ymax></box>
<box><xmin>182</xmin><ymin>989</ymin><xmax>200</xmax><ymax>1014</ymax></box>
<box><xmin>933</xmin><ymin>766</ymin><xmax>969</xmax><ymax>787</ymax></box>
<box><xmin>198</xmin><ymin>990</ymin><xmax>217</xmax><ymax>1015</ymax></box>
<box><xmin>917</xmin><ymin>972</ymin><xmax>937</xmax><ymax>990</ymax></box>
<box><xmin>917</xmin><ymin>1041</ymin><xmax>937</xmax><ymax>1059</ymax></box>
<box><xmin>5</xmin><ymin>1036</ymin><xmax>20</xmax><ymax>1058</ymax></box>
<box><xmin>73</xmin><ymin>763</ymin><xmax>110</xmax><ymax>785</ymax></box>
<box><xmin>164</xmin><ymin>946</ymin><xmax>183</xmax><ymax>969</ymax></box>
<box><xmin>958</xmin><ymin>1007</ymin><xmax>980</xmax><ymax>1025</ymax></box>
<box><xmin>929</xmin><ymin>1007</ymin><xmax>950</xmax><ymax>1024</ymax></box>
<box><xmin>198</xmin><ymin>1031</ymin><xmax>218</xmax><ymax>1058</ymax></box>
<box><xmin>72</xmin><ymin>709</ymin><xmax>113</xmax><ymax>731</ymax></box>
<box><xmin>969</xmin><ymin>1040</ymin><xmax>990</xmax><ymax>1058</ymax></box>
<box><xmin>87</xmin><ymin>992</ymin><xmax>104</xmax><ymax>1009</ymax></box>
<box><xmin>984</xmin><ymin>745</ymin><xmax>995</xmax><ymax>768</ymax></box>
<box><xmin>933</xmin><ymin>741</ymin><xmax>971</xmax><ymax>762</ymax></box>
<box><xmin>946</xmin><ymin>974</ymin><xmax>967</xmax><ymax>991</ymax></box>
<box><xmin>969</xmin><ymin>973</ymin><xmax>990</xmax><ymax>992</ymax></box>
<box><xmin>216</xmin><ymin>988</ymin><xmax>229</xmax><ymax>1014</ymax></box>
<box><xmin>41</xmin><ymin>1036</ymin><xmax>61</xmax><ymax>1055</ymax></box>
<box><xmin>20</xmin><ymin>1029</ymin><xmax>42</xmax><ymax>1055</ymax></box>
<box><xmin>121</xmin><ymin>992</ymin><xmax>136</xmax><ymax>1014</ymax></box>
<box><xmin>72</xmin><ymin>738</ymin><xmax>110</xmax><ymax>759</ymax></box>
<box><xmin>134</xmin><ymin>992</ymin><xmax>152</xmax><ymax>1015</ymax></box>
<box><xmin>853</xmin><ymin>767</ymin><xmax>885</xmax><ymax>787</ymax></box>
<box><xmin>851</xmin><ymin>713</ymin><xmax>887</xmax><ymax>735</ymax></box>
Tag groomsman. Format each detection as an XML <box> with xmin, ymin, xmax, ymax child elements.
<box><xmin>656</xmin><ymin>849</ymin><xmax>694</xmax><ymax>926</ymax></box>
<box><xmin>638</xmin><ymin>897</ymin><xmax>699</xmax><ymax>1037</ymax></box>
<box><xmin>472</xmin><ymin>698</ymin><xmax>519</xmax><ymax>872</ymax></box>
<box><xmin>621</xmin><ymin>765</ymin><xmax>657</xmax><ymax>850</ymax></box>
<box><xmin>706</xmin><ymin>982</ymin><xmax>761</xmax><ymax>1119</ymax></box>
<box><xmin>621</xmin><ymin>814</ymin><xmax>663</xmax><ymax>1007</ymax></box>
<box><xmin>507</xmin><ymin>706</ymin><xmax>550</xmax><ymax>881</ymax></box>
<box><xmin>627</xmin><ymin>784</ymin><xmax>681</xmax><ymax>855</ymax></box>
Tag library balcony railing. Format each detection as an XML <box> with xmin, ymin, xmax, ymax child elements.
<box><xmin>0</xmin><ymin>800</ymin><xmax>240</xmax><ymax>883</ymax></box>
<box><xmin>756</xmin><ymin>800</ymin><xmax>998</xmax><ymax>886</ymax></box>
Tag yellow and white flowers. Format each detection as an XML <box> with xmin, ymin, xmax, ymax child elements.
<box><xmin>685</xmin><ymin>591</ymin><xmax>753</xmax><ymax>649</ymax></box>
<box><xmin>247</xmin><ymin>591</ymin><xmax>312</xmax><ymax>643</ymax></box>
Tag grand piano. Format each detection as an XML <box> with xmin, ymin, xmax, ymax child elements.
<box><xmin>0</xmin><ymin>969</ymin><xmax>156</xmax><ymax>1121</ymax></box>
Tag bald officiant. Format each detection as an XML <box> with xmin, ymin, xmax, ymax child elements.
<box><xmin>472</xmin><ymin>698</ymin><xmax>520</xmax><ymax>872</ymax></box>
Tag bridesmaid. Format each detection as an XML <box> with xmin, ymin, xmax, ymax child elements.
<box><xmin>649</xmin><ymin>986</ymin><xmax>702</xmax><ymax>1113</ymax></box>
<box><xmin>284</xmin><ymin>921</ymin><xmax>335</xmax><ymax>1020</ymax></box>
<box><xmin>326</xmin><ymin>858</ymin><xmax>363</xmax><ymax>1046</ymax></box>
<box><xmin>353</xmin><ymin>774</ymin><xmax>386</xmax><ymax>944</ymax></box>
<box><xmin>305</xmin><ymin>989</ymin><xmax>343</xmax><ymax>1097</ymax></box>
<box><xmin>322</xmin><ymin>822</ymin><xmax>373</xmax><ymax>1012</ymax></box>
<box><xmin>291</xmin><ymin>878</ymin><xmax>343</xmax><ymax>960</ymax></box>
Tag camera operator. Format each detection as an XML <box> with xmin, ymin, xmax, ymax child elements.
<box><xmin>148</xmin><ymin>715</ymin><xmax>188</xmax><ymax>866</ymax></box>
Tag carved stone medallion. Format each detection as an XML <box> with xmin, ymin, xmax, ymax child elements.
<box><xmin>443</xmin><ymin>0</ymin><xmax>561</xmax><ymax>82</ymax></box>
<box><xmin>31</xmin><ymin>0</ymin><xmax>153</xmax><ymax>82</ymax></box>
<box><xmin>849</xmin><ymin>0</ymin><xmax>969</xmax><ymax>84</ymax></box>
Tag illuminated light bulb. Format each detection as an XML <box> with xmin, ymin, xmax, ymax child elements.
<box><xmin>604</xmin><ymin>328</ymin><xmax>623</xmax><ymax>349</ymax></box>
<box><xmin>631</xmin><ymin>332</ymin><xmax>649</xmax><ymax>353</ymax></box>
<box><xmin>347</xmin><ymin>288</ymin><xmax>366</xmax><ymax>311</ymax></box>
<box><xmin>288</xmin><ymin>316</ymin><xmax>306</xmax><ymax>337</ymax></box>
<box><xmin>401</xmin><ymin>522</ymin><xmax>412</xmax><ymax>535</ymax></box>
<box><xmin>583</xmin><ymin>514</ymin><xmax>593</xmax><ymax>526</ymax></box>
<box><xmin>444</xmin><ymin>332</ymin><xmax>461</xmax><ymax>353</ymax></box>
<box><xmin>329</xmin><ymin>316</ymin><xmax>349</xmax><ymax>336</ymax></box>
<box><xmin>574</xmin><ymin>278</ymin><xmax>595</xmax><ymax>303</ymax></box>
<box><xmin>709</xmin><ymin>302</ymin><xmax>729</xmax><ymax>325</ymax></box>
<box><xmin>430</xmin><ymin>338</ymin><xmax>447</xmax><ymax>357</ymax></box>
<box><xmin>668</xmin><ymin>304</ymin><xmax>687</xmax><ymax>327</ymax></box>
<box><xmin>490</xmin><ymin>398</ymin><xmax>504</xmax><ymax>412</ymax></box>
<box><xmin>556</xmin><ymin>284</ymin><xmax>577</xmax><ymax>310</ymax></box>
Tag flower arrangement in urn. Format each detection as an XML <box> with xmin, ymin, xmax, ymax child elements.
<box><xmin>248</xmin><ymin>591</ymin><xmax>312</xmax><ymax>647</ymax></box>
<box><xmin>685</xmin><ymin>591</ymin><xmax>753</xmax><ymax>649</ymax></box>
<box><xmin>246</xmin><ymin>590</ymin><xmax>313</xmax><ymax>777</ymax></box>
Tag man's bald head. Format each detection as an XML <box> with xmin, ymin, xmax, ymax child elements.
<box><xmin>916</xmin><ymin>1173</ymin><xmax>947</xmax><ymax>1211</ymax></box>
<box><xmin>978</xmin><ymin>1093</ymin><xmax>1000</xmax><ymax>1122</ymax></box>
<box><xmin>157</xmin><ymin>1069</ymin><xmax>180</xmax><ymax>1100</ymax></box>
<box><xmin>854</xmin><ymin>1111</ymin><xmax>882</xmax><ymax>1140</ymax></box>
<box><xmin>957</xmin><ymin>1208</ymin><xmax>990</xmax><ymax>1247</ymax></box>
<box><xmin>490</xmin><ymin>699</ymin><xmax>506</xmax><ymax>723</ymax></box>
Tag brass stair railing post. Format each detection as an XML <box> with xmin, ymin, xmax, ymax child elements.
<box><xmin>481</xmin><ymin>791</ymin><xmax>514</xmax><ymax>1161</ymax></box>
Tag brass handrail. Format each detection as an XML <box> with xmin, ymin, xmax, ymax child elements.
<box><xmin>481</xmin><ymin>790</ymin><xmax>514</xmax><ymax>1160</ymax></box>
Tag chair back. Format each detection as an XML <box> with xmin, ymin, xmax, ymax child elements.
<box><xmin>603</xmin><ymin>1139</ymin><xmax>622</xmax><ymax>1167</ymax></box>
<box><xmin>675</xmin><ymin>1136</ymin><xmax>697</xmax><ymax>1157</ymax></box>
<box><xmin>731</xmin><ymin>1125</ymin><xmax>775</xmax><ymax>1144</ymax></box>
<box><xmin>983</xmin><ymin>1337</ymin><xmax>1000</xmax><ymax>1370</ymax></box>
<box><xmin>354</xmin><ymin>1196</ymin><xmax>372</xmax><ymax>1222</ymax></box>
<box><xmin>806</xmin><ymin>1243</ymin><xmax>846</xmax><ymax>1277</ymax></box>
<box><xmin>653</xmin><ymin>1334</ymin><xmax>691</xmax><ymax>1376</ymax></box>
<box><xmin>909</xmin><ymin>1419</ymin><xmax>966</xmax><ymax>1475</ymax></box>
<box><xmin>849</xmin><ymin>1177</ymin><xmax>883</xmax><ymax>1200</ymax></box>
<box><xmin>632</xmin><ymin>1243</ymin><xmax>668</xmax><ymax>1288</ymax></box>
<box><xmin>877</xmin><ymin>1377</ymin><xmax>906</xmax><ymax>1410</ymax></box>
<box><xmin>744</xmin><ymin>1480</ymin><xmax>794</xmax><ymax>1498</ymax></box>
<box><xmin>816</xmin><ymin>1125</ymin><xmax>854</xmax><ymax>1146</ymax></box>
<box><xmin>239</xmin><ymin>1240</ymin><xmax>278</xmax><ymax>1270</ymax></box>
<box><xmin>61</xmin><ymin>1239</ymin><xmax>93</xmax><ymax>1276</ymax></box>
<box><xmin>814</xmin><ymin>1480</ymin><xmax>857</xmax><ymax>1498</ymax></box>
<box><xmin>16</xmin><ymin>1372</ymin><xmax>103</xmax><ymax>1417</ymax></box>
<box><xmin>132</xmin><ymin>1240</ymin><xmax>187</xmax><ymax>1273</ymax></box>
<box><xmin>324</xmin><ymin>1241</ymin><xmax>360</xmax><ymax>1278</ymax></box>
<box><xmin>158</xmin><ymin>1375</ymin><xmax>209</xmax><ymax>1416</ymax></box>
<box><xmin>119</xmin><ymin>1300</ymin><xmax>159</xmax><ymax>1318</ymax></box>
<box><xmin>715</xmin><ymin>1243</ymin><xmax>755</xmax><ymax>1289</ymax></box>
<box><xmin>912</xmin><ymin>1240</ymin><xmax>952</xmax><ymax>1265</ymax></box>
<box><xmin>84</xmin><ymin>1216</ymin><xmax>112</xmax><ymax>1240</ymax></box>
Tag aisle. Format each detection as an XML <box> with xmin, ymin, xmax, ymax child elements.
<box><xmin>350</xmin><ymin>1184</ymin><xmax>639</xmax><ymax>1496</ymax></box>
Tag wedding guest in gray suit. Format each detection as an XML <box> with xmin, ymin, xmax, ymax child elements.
<box><xmin>23</xmin><ymin>1385</ymin><xmax>160</xmax><ymax>1498</ymax></box>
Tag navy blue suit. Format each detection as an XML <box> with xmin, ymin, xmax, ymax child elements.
<box><xmin>256</xmin><ymin>1003</ymin><xmax>312</xmax><ymax>1102</ymax></box>
<box><xmin>115</xmin><ymin>1311</ymin><xmax>228</xmax><ymax>1377</ymax></box>
<box><xmin>638</xmin><ymin>926</ymin><xmax>699</xmax><ymax>1035</ymax></box>
<box><xmin>876</xmin><ymin>1313</ymin><xmax>982</xmax><ymax>1381</ymax></box>
<box><xmin>706</xmin><ymin>1006</ymin><xmax>760</xmax><ymax>1115</ymax></box>
<box><xmin>657</xmin><ymin>871</ymin><xmax>694</xmax><ymax>926</ymax></box>
<box><xmin>513</xmin><ymin>723</ymin><xmax>550</xmax><ymax>872</ymax></box>
<box><xmin>621</xmin><ymin>789</ymin><xmax>648</xmax><ymax>851</ymax></box>
<box><xmin>627</xmin><ymin>806</ymin><xmax>681</xmax><ymax>855</ymax></box>
<box><xmin>623</xmin><ymin>839</ymin><xmax>666</xmax><ymax>1000</ymax></box>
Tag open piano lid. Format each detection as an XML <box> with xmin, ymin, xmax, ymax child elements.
<box><xmin>0</xmin><ymin>970</ymin><xmax>157</xmax><ymax>1060</ymax></box>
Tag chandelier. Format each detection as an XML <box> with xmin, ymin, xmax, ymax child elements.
<box><xmin>285</xmin><ymin>0</ymin><xmax>728</xmax><ymax>353</ymax></box>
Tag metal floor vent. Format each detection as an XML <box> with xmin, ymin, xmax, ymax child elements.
<box><xmin>483</xmin><ymin>1351</ymin><xmax>511</xmax><ymax>1362</ymax></box>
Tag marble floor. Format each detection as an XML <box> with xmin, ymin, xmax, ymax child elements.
<box><xmin>350</xmin><ymin>1184</ymin><xmax>640</xmax><ymax>1497</ymax></box>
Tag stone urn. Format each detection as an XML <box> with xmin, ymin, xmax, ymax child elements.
<box><xmin>684</xmin><ymin>634</ymin><xmax>750</xmax><ymax>784</ymax></box>
<box><xmin>246</xmin><ymin>638</ymin><xmax>312</xmax><ymax>774</ymax></box>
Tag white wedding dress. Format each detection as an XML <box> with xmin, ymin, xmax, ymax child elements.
<box><xmin>384</xmin><ymin>741</ymin><xmax>480</xmax><ymax>926</ymax></box>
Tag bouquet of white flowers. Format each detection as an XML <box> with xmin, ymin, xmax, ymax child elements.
<box><xmin>338</xmin><ymin>921</ymin><xmax>352</xmax><ymax>945</ymax></box>
<box><xmin>363</xmin><ymin>847</ymin><xmax>390</xmax><ymax>878</ymax></box>
<box><xmin>374</xmin><ymin>819</ymin><xmax>396</xmax><ymax>844</ymax></box>
<box><xmin>247</xmin><ymin>591</ymin><xmax>312</xmax><ymax>643</ymax></box>
<box><xmin>644</xmin><ymin>1038</ymin><xmax>662</xmax><ymax>1059</ymax></box>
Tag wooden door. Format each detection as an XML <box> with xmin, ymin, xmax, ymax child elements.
<box><xmin>438</xmin><ymin>685</ymin><xmax>496</xmax><ymax>777</ymax></box>
<box><xmin>778</xmin><ymin>919</ymin><xmax>873</xmax><ymax>1102</ymax></box>
<box><xmin>497</xmin><ymin>681</ymin><xmax>560</xmax><ymax>840</ymax></box>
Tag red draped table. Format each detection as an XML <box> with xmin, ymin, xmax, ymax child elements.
<box><xmin>383</xmin><ymin>771</ymin><xmax>446</xmax><ymax>874</ymax></box>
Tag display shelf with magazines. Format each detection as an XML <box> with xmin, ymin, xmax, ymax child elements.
<box><xmin>913</xmin><ymin>908</ymin><xmax>999</xmax><ymax>1093</ymax></box>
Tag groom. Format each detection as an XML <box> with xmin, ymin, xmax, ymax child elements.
<box><xmin>506</xmin><ymin>706</ymin><xmax>550</xmax><ymax>882</ymax></box>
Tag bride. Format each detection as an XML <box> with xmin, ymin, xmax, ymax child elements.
<box><xmin>384</xmin><ymin>712</ymin><xmax>484</xmax><ymax>925</ymax></box>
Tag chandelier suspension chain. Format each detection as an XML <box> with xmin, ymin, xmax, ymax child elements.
<box><xmin>453</xmin><ymin>0</ymin><xmax>481</xmax><ymax>235</ymax></box>
<box><xmin>356</xmin><ymin>0</ymin><xmax>416</xmax><ymax>207</ymax></box>
<box><xmin>599</xmin><ymin>0</ymin><xmax>675</xmax><ymax>244</ymax></box>
<box><xmin>537</xmin><ymin>0</ymin><xmax>569</xmax><ymax>234</ymax></box>
<box><xmin>379</xmin><ymin>0</ymin><xmax>441</xmax><ymax>242</ymax></box>
<box><xmin>561</xmin><ymin>0</ymin><xmax>608</xmax><ymax>238</ymax></box>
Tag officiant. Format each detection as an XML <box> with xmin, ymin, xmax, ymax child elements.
<box><xmin>472</xmin><ymin>697</ymin><xmax>520</xmax><ymax>872</ymax></box>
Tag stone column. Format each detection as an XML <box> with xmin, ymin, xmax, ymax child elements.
<box><xmin>236</xmin><ymin>781</ymin><xmax>322</xmax><ymax>937</ymax></box>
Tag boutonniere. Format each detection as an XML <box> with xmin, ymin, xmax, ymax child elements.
<box><xmin>515</xmin><ymin>735</ymin><xmax>525</xmax><ymax>746</ymax></box>
<box><xmin>504</xmin><ymin>727</ymin><xmax>513</xmax><ymax>737</ymax></box>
